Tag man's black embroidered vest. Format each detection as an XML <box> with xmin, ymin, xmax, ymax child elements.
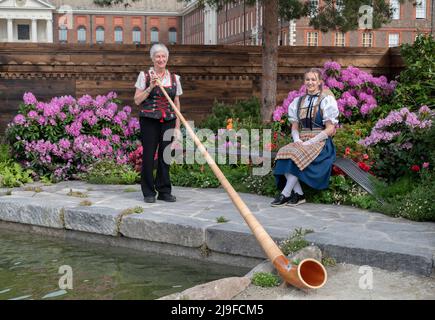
<box><xmin>140</xmin><ymin>71</ymin><xmax>177</xmax><ymax>122</ymax></box>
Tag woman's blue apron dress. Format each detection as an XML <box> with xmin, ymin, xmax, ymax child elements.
<box><xmin>274</xmin><ymin>96</ymin><xmax>336</xmax><ymax>191</ymax></box>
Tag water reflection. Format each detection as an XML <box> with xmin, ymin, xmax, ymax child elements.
<box><xmin>0</xmin><ymin>229</ymin><xmax>249</xmax><ymax>300</ymax></box>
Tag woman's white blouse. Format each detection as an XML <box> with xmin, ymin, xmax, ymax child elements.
<box><xmin>288</xmin><ymin>94</ymin><xmax>339</xmax><ymax>125</ymax></box>
<box><xmin>135</xmin><ymin>68</ymin><xmax>183</xmax><ymax>96</ymax></box>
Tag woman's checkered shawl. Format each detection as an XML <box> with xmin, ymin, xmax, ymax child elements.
<box><xmin>275</xmin><ymin>131</ymin><xmax>325</xmax><ymax>171</ymax></box>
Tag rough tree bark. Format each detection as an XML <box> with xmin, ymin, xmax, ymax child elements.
<box><xmin>260</xmin><ymin>0</ymin><xmax>279</xmax><ymax>124</ymax></box>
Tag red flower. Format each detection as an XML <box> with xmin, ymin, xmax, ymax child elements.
<box><xmin>332</xmin><ymin>165</ymin><xmax>345</xmax><ymax>176</ymax></box>
<box><xmin>363</xmin><ymin>154</ymin><xmax>369</xmax><ymax>160</ymax></box>
<box><xmin>358</xmin><ymin>162</ymin><xmax>371</xmax><ymax>172</ymax></box>
<box><xmin>411</xmin><ymin>165</ymin><xmax>420</xmax><ymax>172</ymax></box>
<box><xmin>344</xmin><ymin>147</ymin><xmax>351</xmax><ymax>156</ymax></box>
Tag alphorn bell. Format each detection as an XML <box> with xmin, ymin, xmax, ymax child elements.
<box><xmin>153</xmin><ymin>75</ymin><xmax>327</xmax><ymax>290</ymax></box>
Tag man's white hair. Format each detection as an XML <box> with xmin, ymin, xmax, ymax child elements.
<box><xmin>150</xmin><ymin>43</ymin><xmax>169</xmax><ymax>60</ymax></box>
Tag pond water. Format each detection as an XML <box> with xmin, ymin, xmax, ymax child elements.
<box><xmin>0</xmin><ymin>228</ymin><xmax>250</xmax><ymax>300</ymax></box>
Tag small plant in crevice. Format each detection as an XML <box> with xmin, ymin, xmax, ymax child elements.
<box><xmin>216</xmin><ymin>216</ymin><xmax>229</xmax><ymax>223</ymax></box>
<box><xmin>120</xmin><ymin>206</ymin><xmax>144</xmax><ymax>215</ymax></box>
<box><xmin>79</xmin><ymin>200</ymin><xmax>92</xmax><ymax>206</ymax></box>
<box><xmin>67</xmin><ymin>189</ymin><xmax>88</xmax><ymax>198</ymax></box>
<box><xmin>278</xmin><ymin>228</ymin><xmax>314</xmax><ymax>256</ymax></box>
<box><xmin>251</xmin><ymin>272</ymin><xmax>280</xmax><ymax>288</ymax></box>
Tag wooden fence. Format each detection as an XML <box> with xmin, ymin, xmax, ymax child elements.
<box><xmin>0</xmin><ymin>43</ymin><xmax>404</xmax><ymax>134</ymax></box>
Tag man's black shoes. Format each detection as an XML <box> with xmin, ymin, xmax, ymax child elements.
<box><xmin>144</xmin><ymin>196</ymin><xmax>156</xmax><ymax>203</ymax></box>
<box><xmin>157</xmin><ymin>193</ymin><xmax>176</xmax><ymax>202</ymax></box>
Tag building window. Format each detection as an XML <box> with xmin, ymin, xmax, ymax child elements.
<box><xmin>77</xmin><ymin>26</ymin><xmax>86</xmax><ymax>43</ymax></box>
<box><xmin>18</xmin><ymin>24</ymin><xmax>30</xmax><ymax>40</ymax></box>
<box><xmin>390</xmin><ymin>0</ymin><xmax>400</xmax><ymax>20</ymax></box>
<box><xmin>114</xmin><ymin>26</ymin><xmax>123</xmax><ymax>43</ymax></box>
<box><xmin>388</xmin><ymin>33</ymin><xmax>399</xmax><ymax>47</ymax></box>
<box><xmin>335</xmin><ymin>32</ymin><xmax>345</xmax><ymax>47</ymax></box>
<box><xmin>336</xmin><ymin>0</ymin><xmax>344</xmax><ymax>13</ymax></box>
<box><xmin>132</xmin><ymin>27</ymin><xmax>141</xmax><ymax>44</ymax></box>
<box><xmin>416</xmin><ymin>0</ymin><xmax>426</xmax><ymax>19</ymax></box>
<box><xmin>362</xmin><ymin>32</ymin><xmax>373</xmax><ymax>47</ymax></box>
<box><xmin>59</xmin><ymin>25</ymin><xmax>67</xmax><ymax>43</ymax></box>
<box><xmin>309</xmin><ymin>0</ymin><xmax>319</xmax><ymax>17</ymax></box>
<box><xmin>307</xmin><ymin>32</ymin><xmax>318</xmax><ymax>46</ymax></box>
<box><xmin>169</xmin><ymin>27</ymin><xmax>177</xmax><ymax>44</ymax></box>
<box><xmin>96</xmin><ymin>26</ymin><xmax>104</xmax><ymax>44</ymax></box>
<box><xmin>150</xmin><ymin>27</ymin><xmax>159</xmax><ymax>43</ymax></box>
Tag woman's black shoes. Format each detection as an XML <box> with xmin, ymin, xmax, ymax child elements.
<box><xmin>286</xmin><ymin>193</ymin><xmax>306</xmax><ymax>206</ymax></box>
<box><xmin>157</xmin><ymin>193</ymin><xmax>177</xmax><ymax>202</ymax></box>
<box><xmin>144</xmin><ymin>196</ymin><xmax>156</xmax><ymax>203</ymax></box>
<box><xmin>271</xmin><ymin>193</ymin><xmax>292</xmax><ymax>207</ymax></box>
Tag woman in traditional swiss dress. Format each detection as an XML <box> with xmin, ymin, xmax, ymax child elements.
<box><xmin>272</xmin><ymin>68</ymin><xmax>339</xmax><ymax>207</ymax></box>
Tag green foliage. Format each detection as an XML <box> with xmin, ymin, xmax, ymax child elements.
<box><xmin>251</xmin><ymin>272</ymin><xmax>280</xmax><ymax>288</ymax></box>
<box><xmin>170</xmin><ymin>163</ymin><xmax>277</xmax><ymax>196</ymax></box>
<box><xmin>84</xmin><ymin>159</ymin><xmax>140</xmax><ymax>185</ymax></box>
<box><xmin>372</xmin><ymin>170</ymin><xmax>435</xmax><ymax>221</ymax></box>
<box><xmin>393</xmin><ymin>34</ymin><xmax>435</xmax><ymax>111</ymax></box>
<box><xmin>0</xmin><ymin>144</ymin><xmax>33</xmax><ymax>188</ymax></box>
<box><xmin>333</xmin><ymin>122</ymin><xmax>373</xmax><ymax>159</ymax></box>
<box><xmin>308</xmin><ymin>175</ymin><xmax>375</xmax><ymax>206</ymax></box>
<box><xmin>278</xmin><ymin>228</ymin><xmax>313</xmax><ymax>256</ymax></box>
<box><xmin>198</xmin><ymin>97</ymin><xmax>261</xmax><ymax>132</ymax></box>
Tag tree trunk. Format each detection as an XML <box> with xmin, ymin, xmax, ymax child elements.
<box><xmin>261</xmin><ymin>0</ymin><xmax>279</xmax><ymax>124</ymax></box>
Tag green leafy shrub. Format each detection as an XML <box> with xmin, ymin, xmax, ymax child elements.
<box><xmin>393</xmin><ymin>34</ymin><xmax>435</xmax><ymax>111</ymax></box>
<box><xmin>83</xmin><ymin>159</ymin><xmax>139</xmax><ymax>185</ymax></box>
<box><xmin>251</xmin><ymin>272</ymin><xmax>280</xmax><ymax>287</ymax></box>
<box><xmin>0</xmin><ymin>144</ymin><xmax>33</xmax><ymax>187</ymax></box>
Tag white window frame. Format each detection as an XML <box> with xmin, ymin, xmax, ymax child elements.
<box><xmin>390</xmin><ymin>0</ymin><xmax>400</xmax><ymax>20</ymax></box>
<box><xmin>59</xmin><ymin>25</ymin><xmax>67</xmax><ymax>43</ymax></box>
<box><xmin>114</xmin><ymin>26</ymin><xmax>123</xmax><ymax>43</ymax></box>
<box><xmin>335</xmin><ymin>32</ymin><xmax>345</xmax><ymax>47</ymax></box>
<box><xmin>169</xmin><ymin>27</ymin><xmax>177</xmax><ymax>44</ymax></box>
<box><xmin>388</xmin><ymin>33</ymin><xmax>399</xmax><ymax>47</ymax></box>
<box><xmin>96</xmin><ymin>26</ymin><xmax>104</xmax><ymax>43</ymax></box>
<box><xmin>132</xmin><ymin>27</ymin><xmax>141</xmax><ymax>44</ymax></box>
<box><xmin>77</xmin><ymin>26</ymin><xmax>86</xmax><ymax>43</ymax></box>
<box><xmin>416</xmin><ymin>0</ymin><xmax>426</xmax><ymax>19</ymax></box>
<box><xmin>307</xmin><ymin>32</ymin><xmax>318</xmax><ymax>46</ymax></box>
<box><xmin>150</xmin><ymin>27</ymin><xmax>159</xmax><ymax>43</ymax></box>
<box><xmin>362</xmin><ymin>32</ymin><xmax>373</xmax><ymax>47</ymax></box>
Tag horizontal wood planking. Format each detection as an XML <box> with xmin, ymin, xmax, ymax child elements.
<box><xmin>0</xmin><ymin>44</ymin><xmax>404</xmax><ymax>134</ymax></box>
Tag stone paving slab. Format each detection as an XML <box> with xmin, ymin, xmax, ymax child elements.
<box><xmin>0</xmin><ymin>181</ymin><xmax>434</xmax><ymax>276</ymax></box>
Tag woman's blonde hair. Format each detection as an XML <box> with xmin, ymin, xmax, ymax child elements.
<box><xmin>304</xmin><ymin>68</ymin><xmax>324</xmax><ymax>92</ymax></box>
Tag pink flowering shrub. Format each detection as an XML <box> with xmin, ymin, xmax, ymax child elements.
<box><xmin>272</xmin><ymin>61</ymin><xmax>397</xmax><ymax>127</ymax></box>
<box><xmin>6</xmin><ymin>92</ymin><xmax>140</xmax><ymax>180</ymax></box>
<box><xmin>359</xmin><ymin>106</ymin><xmax>433</xmax><ymax>181</ymax></box>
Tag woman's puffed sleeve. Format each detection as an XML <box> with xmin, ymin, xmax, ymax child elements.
<box><xmin>287</xmin><ymin>97</ymin><xmax>299</xmax><ymax>123</ymax></box>
<box><xmin>320</xmin><ymin>95</ymin><xmax>339</xmax><ymax>124</ymax></box>
<box><xmin>135</xmin><ymin>71</ymin><xmax>146</xmax><ymax>90</ymax></box>
<box><xmin>175</xmin><ymin>74</ymin><xmax>183</xmax><ymax>96</ymax></box>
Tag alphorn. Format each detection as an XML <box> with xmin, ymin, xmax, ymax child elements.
<box><xmin>154</xmin><ymin>76</ymin><xmax>327</xmax><ymax>290</ymax></box>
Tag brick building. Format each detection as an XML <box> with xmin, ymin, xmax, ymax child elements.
<box><xmin>182</xmin><ymin>0</ymin><xmax>433</xmax><ymax>47</ymax></box>
<box><xmin>0</xmin><ymin>0</ymin><xmax>184</xmax><ymax>45</ymax></box>
<box><xmin>1</xmin><ymin>0</ymin><xmax>433</xmax><ymax>47</ymax></box>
